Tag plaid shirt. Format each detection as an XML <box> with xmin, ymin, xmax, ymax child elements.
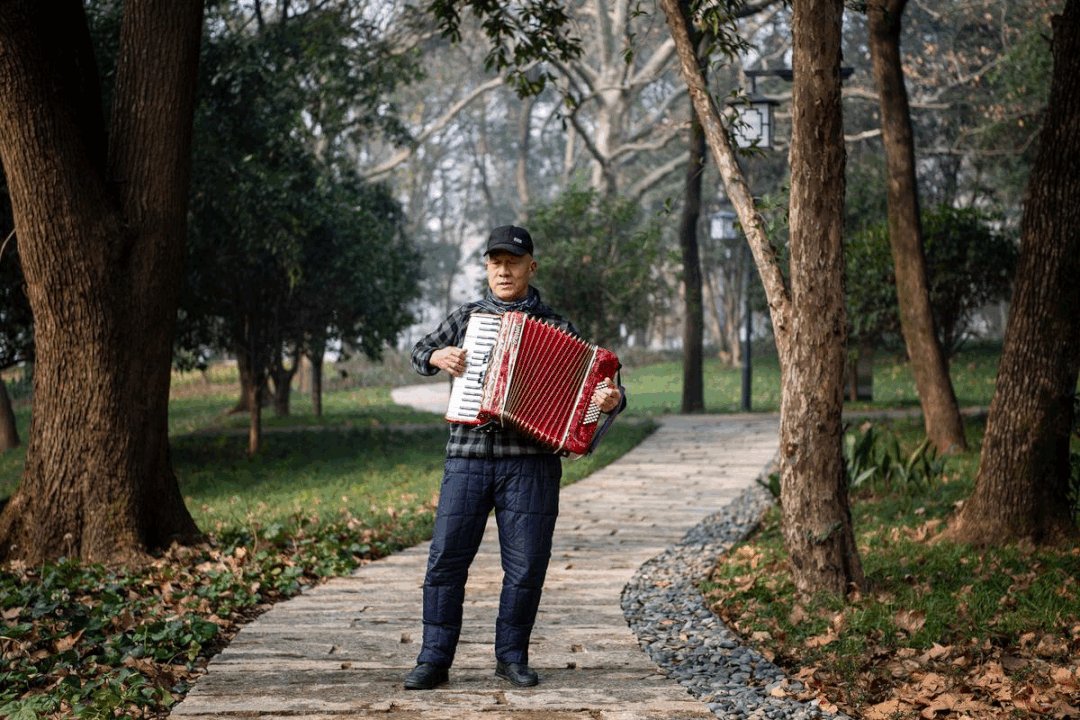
<box><xmin>411</xmin><ymin>287</ymin><xmax>578</xmax><ymax>458</ymax></box>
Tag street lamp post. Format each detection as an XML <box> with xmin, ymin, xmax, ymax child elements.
<box><xmin>721</xmin><ymin>66</ymin><xmax>854</xmax><ymax>412</ymax></box>
<box><xmin>709</xmin><ymin>210</ymin><xmax>752</xmax><ymax>410</ymax></box>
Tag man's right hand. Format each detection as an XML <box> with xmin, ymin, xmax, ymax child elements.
<box><xmin>430</xmin><ymin>346</ymin><xmax>468</xmax><ymax>377</ymax></box>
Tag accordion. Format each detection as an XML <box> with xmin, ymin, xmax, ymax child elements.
<box><xmin>445</xmin><ymin>311</ymin><xmax>620</xmax><ymax>455</ymax></box>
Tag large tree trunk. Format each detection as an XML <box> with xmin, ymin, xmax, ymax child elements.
<box><xmin>678</xmin><ymin>5</ymin><xmax>706</xmax><ymax>414</ymax></box>
<box><xmin>0</xmin><ymin>378</ymin><xmax>19</xmax><ymax>451</ymax></box>
<box><xmin>660</xmin><ymin>0</ymin><xmax>862</xmax><ymax>596</ymax></box>
<box><xmin>868</xmin><ymin>0</ymin><xmax>966</xmax><ymax>454</ymax></box>
<box><xmin>0</xmin><ymin>0</ymin><xmax>204</xmax><ymax>565</ymax></box>
<box><xmin>947</xmin><ymin>0</ymin><xmax>1080</xmax><ymax>546</ymax></box>
<box><xmin>779</xmin><ymin>0</ymin><xmax>864</xmax><ymax>595</ymax></box>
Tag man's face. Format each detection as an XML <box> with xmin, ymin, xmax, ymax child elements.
<box><xmin>486</xmin><ymin>251</ymin><xmax>536</xmax><ymax>302</ymax></box>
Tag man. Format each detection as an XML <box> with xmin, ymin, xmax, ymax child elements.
<box><xmin>404</xmin><ymin>225</ymin><xmax>623</xmax><ymax>690</ymax></box>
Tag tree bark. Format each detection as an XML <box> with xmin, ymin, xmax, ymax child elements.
<box><xmin>678</xmin><ymin>3</ymin><xmax>706</xmax><ymax>414</ymax></box>
<box><xmin>779</xmin><ymin>0</ymin><xmax>864</xmax><ymax>595</ymax></box>
<box><xmin>868</xmin><ymin>0</ymin><xmax>966</xmax><ymax>454</ymax></box>
<box><xmin>232</xmin><ymin>343</ymin><xmax>255</xmax><ymax>413</ymax></box>
<box><xmin>0</xmin><ymin>0</ymin><xmax>204</xmax><ymax>565</ymax></box>
<box><xmin>248</xmin><ymin>374</ymin><xmax>264</xmax><ymax>456</ymax></box>
<box><xmin>308</xmin><ymin>344</ymin><xmax>325</xmax><ymax>418</ymax></box>
<box><xmin>269</xmin><ymin>346</ymin><xmax>298</xmax><ymax>418</ymax></box>
<box><xmin>947</xmin><ymin>0</ymin><xmax>1080</xmax><ymax>546</ymax></box>
<box><xmin>660</xmin><ymin>0</ymin><xmax>862</xmax><ymax>596</ymax></box>
<box><xmin>679</xmin><ymin>148</ymin><xmax>706</xmax><ymax>413</ymax></box>
<box><xmin>0</xmin><ymin>379</ymin><xmax>19</xmax><ymax>451</ymax></box>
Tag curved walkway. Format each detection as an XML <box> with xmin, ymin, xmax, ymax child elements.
<box><xmin>171</xmin><ymin>386</ymin><xmax>780</xmax><ymax>719</ymax></box>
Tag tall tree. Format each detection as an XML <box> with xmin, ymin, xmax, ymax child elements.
<box><xmin>0</xmin><ymin>0</ymin><xmax>203</xmax><ymax>563</ymax></box>
<box><xmin>661</xmin><ymin>0</ymin><xmax>863</xmax><ymax>595</ymax></box>
<box><xmin>947</xmin><ymin>0</ymin><xmax>1080</xmax><ymax>546</ymax></box>
<box><xmin>868</xmin><ymin>0</ymin><xmax>966</xmax><ymax>454</ymax></box>
<box><xmin>677</xmin><ymin>0</ymin><xmax>707</xmax><ymax>413</ymax></box>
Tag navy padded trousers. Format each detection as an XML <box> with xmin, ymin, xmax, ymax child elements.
<box><xmin>416</xmin><ymin>454</ymin><xmax>561</xmax><ymax>668</ymax></box>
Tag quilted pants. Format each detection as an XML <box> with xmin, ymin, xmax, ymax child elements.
<box><xmin>416</xmin><ymin>454</ymin><xmax>561</xmax><ymax>668</ymax></box>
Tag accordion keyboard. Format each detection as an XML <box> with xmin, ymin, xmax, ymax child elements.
<box><xmin>444</xmin><ymin>313</ymin><xmax>502</xmax><ymax>423</ymax></box>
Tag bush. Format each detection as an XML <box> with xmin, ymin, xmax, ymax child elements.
<box><xmin>843</xmin><ymin>422</ymin><xmax>945</xmax><ymax>493</ymax></box>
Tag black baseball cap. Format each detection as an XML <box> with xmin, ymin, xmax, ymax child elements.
<box><xmin>485</xmin><ymin>225</ymin><xmax>534</xmax><ymax>256</ymax></box>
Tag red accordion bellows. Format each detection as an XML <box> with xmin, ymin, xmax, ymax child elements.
<box><xmin>445</xmin><ymin>311</ymin><xmax>620</xmax><ymax>455</ymax></box>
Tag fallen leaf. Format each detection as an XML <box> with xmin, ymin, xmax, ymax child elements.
<box><xmin>54</xmin><ymin>629</ymin><xmax>85</xmax><ymax>653</ymax></box>
<box><xmin>917</xmin><ymin>642</ymin><xmax>951</xmax><ymax>663</ymax></box>
<box><xmin>894</xmin><ymin>609</ymin><xmax>927</xmax><ymax>634</ymax></box>
<box><xmin>1050</xmin><ymin>666</ymin><xmax>1078</xmax><ymax>690</ymax></box>
<box><xmin>865</xmin><ymin>698</ymin><xmax>905</xmax><ymax>720</ymax></box>
<box><xmin>920</xmin><ymin>692</ymin><xmax>960</xmax><ymax>718</ymax></box>
<box><xmin>806</xmin><ymin>630</ymin><xmax>839</xmax><ymax>648</ymax></box>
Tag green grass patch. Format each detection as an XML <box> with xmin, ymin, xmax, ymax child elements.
<box><xmin>620</xmin><ymin>343</ymin><xmax>1002</xmax><ymax>416</ymax></box>
<box><xmin>0</xmin><ymin>385</ymin><xmax>654</xmax><ymax>719</ymax></box>
<box><xmin>703</xmin><ymin>417</ymin><xmax>1080</xmax><ymax>716</ymax></box>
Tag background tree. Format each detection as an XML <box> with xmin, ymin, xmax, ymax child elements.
<box><xmin>291</xmin><ymin>176</ymin><xmax>419</xmax><ymax>418</ymax></box>
<box><xmin>527</xmin><ymin>186</ymin><xmax>666</xmax><ymax>348</ymax></box>
<box><xmin>846</xmin><ymin>205</ymin><xmax>1017</xmax><ymax>359</ymax></box>
<box><xmin>0</xmin><ymin>0</ymin><xmax>203</xmax><ymax>564</ymax></box>
<box><xmin>868</xmin><ymin>0</ymin><xmax>967</xmax><ymax>453</ymax></box>
<box><xmin>179</xmin><ymin>0</ymin><xmax>419</xmax><ymax>448</ymax></box>
<box><xmin>661</xmin><ymin>0</ymin><xmax>863</xmax><ymax>595</ymax></box>
<box><xmin>0</xmin><ymin>175</ymin><xmax>32</xmax><ymax>451</ymax></box>
<box><xmin>947</xmin><ymin>0</ymin><xmax>1080</xmax><ymax>546</ymax></box>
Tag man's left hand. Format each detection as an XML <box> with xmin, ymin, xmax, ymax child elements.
<box><xmin>592</xmin><ymin>378</ymin><xmax>621</xmax><ymax>413</ymax></box>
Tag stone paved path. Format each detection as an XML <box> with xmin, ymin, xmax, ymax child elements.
<box><xmin>171</xmin><ymin>384</ymin><xmax>778</xmax><ymax>719</ymax></box>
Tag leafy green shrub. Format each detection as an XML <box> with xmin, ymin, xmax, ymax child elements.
<box><xmin>527</xmin><ymin>185</ymin><xmax>668</xmax><ymax>348</ymax></box>
<box><xmin>845</xmin><ymin>205</ymin><xmax>1017</xmax><ymax>356</ymax></box>
<box><xmin>843</xmin><ymin>423</ymin><xmax>945</xmax><ymax>493</ymax></box>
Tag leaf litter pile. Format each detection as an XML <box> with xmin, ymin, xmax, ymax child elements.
<box><xmin>0</xmin><ymin>505</ymin><xmax>435</xmax><ymax>719</ymax></box>
<box><xmin>705</xmin><ymin>509</ymin><xmax>1080</xmax><ymax>719</ymax></box>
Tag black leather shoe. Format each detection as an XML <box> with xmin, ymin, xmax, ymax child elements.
<box><xmin>495</xmin><ymin>660</ymin><xmax>539</xmax><ymax>687</ymax></box>
<box><xmin>403</xmin><ymin>663</ymin><xmax>448</xmax><ymax>690</ymax></box>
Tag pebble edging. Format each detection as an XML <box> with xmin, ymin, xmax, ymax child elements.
<box><xmin>622</xmin><ymin>483</ymin><xmax>853</xmax><ymax>720</ymax></box>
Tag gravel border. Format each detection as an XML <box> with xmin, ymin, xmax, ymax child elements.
<box><xmin>621</xmin><ymin>482</ymin><xmax>852</xmax><ymax>720</ymax></box>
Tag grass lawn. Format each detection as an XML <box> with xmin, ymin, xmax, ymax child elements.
<box><xmin>704</xmin><ymin>417</ymin><xmax>1080</xmax><ymax>719</ymax></box>
<box><xmin>619</xmin><ymin>343</ymin><xmax>1003</xmax><ymax>416</ymax></box>
<box><xmin>0</xmin><ymin>367</ymin><xmax>655</xmax><ymax>719</ymax></box>
<box><xmin>5</xmin><ymin>343</ymin><xmax>1077</xmax><ymax>719</ymax></box>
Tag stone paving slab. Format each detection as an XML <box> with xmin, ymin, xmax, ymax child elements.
<box><xmin>171</xmin><ymin>407</ymin><xmax>778</xmax><ymax>720</ymax></box>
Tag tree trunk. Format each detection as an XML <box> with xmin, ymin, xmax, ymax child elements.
<box><xmin>308</xmin><ymin>344</ymin><xmax>325</xmax><ymax>418</ymax></box>
<box><xmin>0</xmin><ymin>0</ymin><xmax>204</xmax><ymax>564</ymax></box>
<box><xmin>0</xmin><ymin>379</ymin><xmax>19</xmax><ymax>451</ymax></box>
<box><xmin>232</xmin><ymin>343</ymin><xmax>255</xmax><ymax>413</ymax></box>
<box><xmin>947</xmin><ymin>0</ymin><xmax>1080</xmax><ymax>546</ymax></box>
<box><xmin>232</xmin><ymin>341</ymin><xmax>271</xmax><ymax>414</ymax></box>
<box><xmin>779</xmin><ymin>0</ymin><xmax>864</xmax><ymax>596</ymax></box>
<box><xmin>269</xmin><ymin>347</ymin><xmax>298</xmax><ymax>418</ymax></box>
<box><xmin>248</xmin><ymin>374</ymin><xmax>263</xmax><ymax>456</ymax></box>
<box><xmin>868</xmin><ymin>0</ymin><xmax>966</xmax><ymax>454</ymax></box>
<box><xmin>678</xmin><ymin>6</ymin><xmax>706</xmax><ymax>414</ymax></box>
<box><xmin>661</xmin><ymin>0</ymin><xmax>862</xmax><ymax>596</ymax></box>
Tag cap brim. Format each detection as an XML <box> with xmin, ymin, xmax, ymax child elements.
<box><xmin>484</xmin><ymin>243</ymin><xmax>530</xmax><ymax>256</ymax></box>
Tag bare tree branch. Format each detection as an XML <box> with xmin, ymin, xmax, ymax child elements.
<box><xmin>361</xmin><ymin>75</ymin><xmax>506</xmax><ymax>180</ymax></box>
